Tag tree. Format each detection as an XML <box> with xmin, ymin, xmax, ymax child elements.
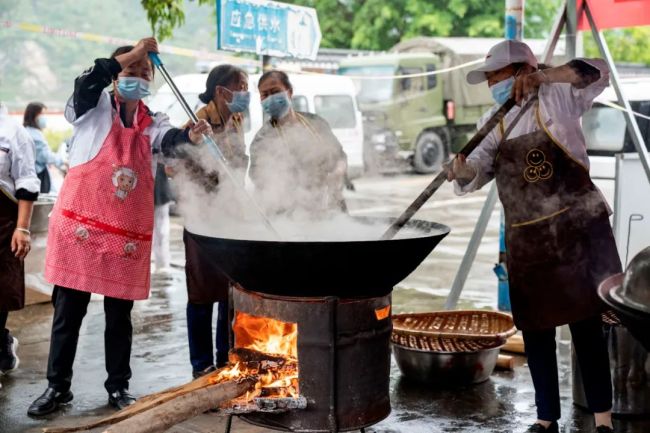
<box><xmin>140</xmin><ymin>0</ymin><xmax>564</xmax><ymax>50</ymax></box>
<box><xmin>584</xmin><ymin>27</ymin><xmax>650</xmax><ymax>66</ymax></box>
<box><xmin>141</xmin><ymin>0</ymin><xmax>214</xmax><ymax>41</ymax></box>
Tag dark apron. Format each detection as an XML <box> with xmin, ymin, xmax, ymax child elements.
<box><xmin>183</xmin><ymin>229</ymin><xmax>231</xmax><ymax>304</ymax></box>
<box><xmin>495</xmin><ymin>105</ymin><xmax>622</xmax><ymax>330</ymax></box>
<box><xmin>37</xmin><ymin>168</ymin><xmax>51</xmax><ymax>194</ymax></box>
<box><xmin>0</xmin><ymin>192</ymin><xmax>25</xmax><ymax>311</ymax></box>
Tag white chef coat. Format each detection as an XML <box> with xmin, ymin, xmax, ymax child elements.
<box><xmin>0</xmin><ymin>104</ymin><xmax>40</xmax><ymax>201</ymax></box>
<box><xmin>64</xmin><ymin>91</ymin><xmax>175</xmax><ymax>176</ymax></box>
<box><xmin>454</xmin><ymin>58</ymin><xmax>610</xmax><ymax>195</ymax></box>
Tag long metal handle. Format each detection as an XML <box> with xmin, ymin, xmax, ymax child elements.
<box><xmin>149</xmin><ymin>53</ymin><xmax>282</xmax><ymax>239</ymax></box>
<box><xmin>380</xmin><ymin>98</ymin><xmax>517</xmax><ymax>240</ymax></box>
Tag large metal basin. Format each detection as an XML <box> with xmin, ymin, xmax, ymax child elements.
<box><xmin>24</xmin><ymin>195</ymin><xmax>56</xmax><ymax>299</ymax></box>
<box><xmin>392</xmin><ymin>343</ymin><xmax>501</xmax><ymax>386</ymax></box>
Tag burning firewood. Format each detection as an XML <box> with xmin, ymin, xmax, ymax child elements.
<box><xmin>101</xmin><ymin>379</ymin><xmax>255</xmax><ymax>433</ymax></box>
<box><xmin>43</xmin><ymin>347</ymin><xmax>300</xmax><ymax>433</ymax></box>
<box><xmin>42</xmin><ymin>371</ymin><xmax>254</xmax><ymax>433</ymax></box>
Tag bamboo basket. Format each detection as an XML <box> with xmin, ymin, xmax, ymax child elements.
<box><xmin>392</xmin><ymin>310</ymin><xmax>516</xmax><ymax>353</ymax></box>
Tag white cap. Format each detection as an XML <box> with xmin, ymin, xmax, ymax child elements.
<box><xmin>466</xmin><ymin>40</ymin><xmax>538</xmax><ymax>85</ymax></box>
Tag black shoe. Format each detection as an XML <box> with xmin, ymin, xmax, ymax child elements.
<box><xmin>596</xmin><ymin>426</ymin><xmax>616</xmax><ymax>433</ymax></box>
<box><xmin>0</xmin><ymin>330</ymin><xmax>19</xmax><ymax>374</ymax></box>
<box><xmin>108</xmin><ymin>389</ymin><xmax>136</xmax><ymax>410</ymax></box>
<box><xmin>192</xmin><ymin>365</ymin><xmax>216</xmax><ymax>379</ymax></box>
<box><xmin>27</xmin><ymin>387</ymin><xmax>74</xmax><ymax>416</ymax></box>
<box><xmin>526</xmin><ymin>422</ymin><xmax>559</xmax><ymax>433</ymax></box>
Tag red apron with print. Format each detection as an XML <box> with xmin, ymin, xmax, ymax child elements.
<box><xmin>45</xmin><ymin>101</ymin><xmax>154</xmax><ymax>300</ymax></box>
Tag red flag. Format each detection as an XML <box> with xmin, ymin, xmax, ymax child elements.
<box><xmin>577</xmin><ymin>0</ymin><xmax>650</xmax><ymax>30</ymax></box>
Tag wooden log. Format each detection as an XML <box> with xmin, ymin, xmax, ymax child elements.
<box><xmin>501</xmin><ymin>334</ymin><xmax>525</xmax><ymax>355</ymax></box>
<box><xmin>43</xmin><ymin>369</ymin><xmax>249</xmax><ymax>433</ymax></box>
<box><xmin>495</xmin><ymin>354</ymin><xmax>515</xmax><ymax>371</ymax></box>
<box><xmin>102</xmin><ymin>378</ymin><xmax>255</xmax><ymax>433</ymax></box>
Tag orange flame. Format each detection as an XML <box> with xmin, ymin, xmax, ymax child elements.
<box><xmin>210</xmin><ymin>312</ymin><xmax>300</xmax><ymax>404</ymax></box>
<box><xmin>233</xmin><ymin>311</ymin><xmax>298</xmax><ymax>358</ymax></box>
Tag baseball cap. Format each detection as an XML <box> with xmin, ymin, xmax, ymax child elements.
<box><xmin>466</xmin><ymin>40</ymin><xmax>538</xmax><ymax>85</ymax></box>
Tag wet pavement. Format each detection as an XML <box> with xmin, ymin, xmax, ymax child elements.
<box><xmin>1</xmin><ymin>174</ymin><xmax>649</xmax><ymax>433</ymax></box>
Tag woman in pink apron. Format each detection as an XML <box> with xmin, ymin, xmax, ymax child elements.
<box><xmin>448</xmin><ymin>40</ymin><xmax>620</xmax><ymax>433</ymax></box>
<box><xmin>27</xmin><ymin>38</ymin><xmax>210</xmax><ymax>416</ymax></box>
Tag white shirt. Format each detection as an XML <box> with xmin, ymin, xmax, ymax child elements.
<box><xmin>64</xmin><ymin>91</ymin><xmax>175</xmax><ymax>175</ymax></box>
<box><xmin>0</xmin><ymin>104</ymin><xmax>40</xmax><ymax>201</ymax></box>
<box><xmin>454</xmin><ymin>58</ymin><xmax>610</xmax><ymax>195</ymax></box>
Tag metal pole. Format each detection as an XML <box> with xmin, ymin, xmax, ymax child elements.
<box><xmin>262</xmin><ymin>54</ymin><xmax>272</xmax><ymax>71</ymax></box>
<box><xmin>542</xmin><ymin>1</ymin><xmax>567</xmax><ymax>64</ymax></box>
<box><xmin>566</xmin><ymin>0</ymin><xmax>578</xmax><ymax>59</ymax></box>
<box><xmin>584</xmin><ymin>2</ymin><xmax>650</xmax><ymax>184</ymax></box>
<box><xmin>505</xmin><ymin>0</ymin><xmax>525</xmax><ymax>40</ymax></box>
<box><xmin>444</xmin><ymin>0</ymin><xmax>526</xmax><ymax>310</ymax></box>
<box><xmin>445</xmin><ymin>184</ymin><xmax>499</xmax><ymax>310</ymax></box>
<box><xmin>224</xmin><ymin>414</ymin><xmax>233</xmax><ymax>433</ymax></box>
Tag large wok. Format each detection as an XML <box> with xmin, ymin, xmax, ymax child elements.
<box><xmin>184</xmin><ymin>218</ymin><xmax>450</xmax><ymax>298</ymax></box>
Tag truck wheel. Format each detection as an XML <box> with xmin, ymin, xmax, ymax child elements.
<box><xmin>413</xmin><ymin>131</ymin><xmax>447</xmax><ymax>174</ymax></box>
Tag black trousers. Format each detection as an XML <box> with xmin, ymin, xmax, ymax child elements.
<box><xmin>0</xmin><ymin>311</ymin><xmax>7</xmax><ymax>337</ymax></box>
<box><xmin>523</xmin><ymin>315</ymin><xmax>612</xmax><ymax>421</ymax></box>
<box><xmin>46</xmin><ymin>286</ymin><xmax>134</xmax><ymax>393</ymax></box>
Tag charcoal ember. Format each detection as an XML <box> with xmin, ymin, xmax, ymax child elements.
<box><xmin>254</xmin><ymin>396</ymin><xmax>307</xmax><ymax>411</ymax></box>
<box><xmin>260</xmin><ymin>386</ymin><xmax>291</xmax><ymax>397</ymax></box>
<box><xmin>228</xmin><ymin>348</ymin><xmax>297</xmax><ymax>371</ymax></box>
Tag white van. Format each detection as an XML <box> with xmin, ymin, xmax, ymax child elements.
<box><xmin>584</xmin><ymin>77</ymin><xmax>650</xmax><ymax>180</ymax></box>
<box><xmin>148</xmin><ymin>72</ymin><xmax>365</xmax><ymax>177</ymax></box>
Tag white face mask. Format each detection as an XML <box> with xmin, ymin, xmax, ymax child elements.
<box><xmin>36</xmin><ymin>116</ymin><xmax>47</xmax><ymax>129</ymax></box>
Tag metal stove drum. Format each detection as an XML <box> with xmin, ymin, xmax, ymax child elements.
<box><xmin>574</xmin><ymin>246</ymin><xmax>650</xmax><ymax>416</ymax></box>
<box><xmin>185</xmin><ymin>218</ymin><xmax>450</xmax><ymax>432</ymax></box>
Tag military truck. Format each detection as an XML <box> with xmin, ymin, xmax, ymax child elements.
<box><xmin>338</xmin><ymin>37</ymin><xmax>565</xmax><ymax>173</ymax></box>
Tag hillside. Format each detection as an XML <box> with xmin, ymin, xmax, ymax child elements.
<box><xmin>0</xmin><ymin>0</ymin><xmax>219</xmax><ymax>110</ymax></box>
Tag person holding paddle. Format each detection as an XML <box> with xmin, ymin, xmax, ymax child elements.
<box><xmin>447</xmin><ymin>40</ymin><xmax>620</xmax><ymax>433</ymax></box>
<box><xmin>28</xmin><ymin>38</ymin><xmax>211</xmax><ymax>416</ymax></box>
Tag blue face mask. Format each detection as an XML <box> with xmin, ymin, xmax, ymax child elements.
<box><xmin>36</xmin><ymin>116</ymin><xmax>47</xmax><ymax>129</ymax></box>
<box><xmin>224</xmin><ymin>89</ymin><xmax>251</xmax><ymax>113</ymax></box>
<box><xmin>261</xmin><ymin>91</ymin><xmax>291</xmax><ymax>119</ymax></box>
<box><xmin>489</xmin><ymin>76</ymin><xmax>515</xmax><ymax>105</ymax></box>
<box><xmin>117</xmin><ymin>77</ymin><xmax>151</xmax><ymax>100</ymax></box>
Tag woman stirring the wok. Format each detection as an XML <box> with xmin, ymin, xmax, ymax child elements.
<box><xmin>447</xmin><ymin>40</ymin><xmax>621</xmax><ymax>433</ymax></box>
<box><xmin>28</xmin><ymin>38</ymin><xmax>210</xmax><ymax>416</ymax></box>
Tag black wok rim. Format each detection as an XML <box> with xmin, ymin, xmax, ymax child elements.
<box><xmin>185</xmin><ymin>217</ymin><xmax>451</xmax><ymax>246</ymax></box>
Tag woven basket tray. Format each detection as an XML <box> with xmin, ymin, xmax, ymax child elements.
<box><xmin>391</xmin><ymin>332</ymin><xmax>503</xmax><ymax>353</ymax></box>
<box><xmin>392</xmin><ymin>310</ymin><xmax>516</xmax><ymax>342</ymax></box>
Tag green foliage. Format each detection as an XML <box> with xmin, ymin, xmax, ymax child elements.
<box><xmin>141</xmin><ymin>0</ymin><xmax>214</xmax><ymax>41</ymax></box>
<box><xmin>43</xmin><ymin>129</ymin><xmax>73</xmax><ymax>152</ymax></box>
<box><xmin>283</xmin><ymin>0</ymin><xmax>562</xmax><ymax>50</ymax></box>
<box><xmin>584</xmin><ymin>27</ymin><xmax>650</xmax><ymax>66</ymax></box>
<box><xmin>0</xmin><ymin>0</ymin><xmax>217</xmax><ymax>109</ymax></box>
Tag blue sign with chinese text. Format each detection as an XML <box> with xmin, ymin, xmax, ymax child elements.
<box><xmin>217</xmin><ymin>0</ymin><xmax>322</xmax><ymax>60</ymax></box>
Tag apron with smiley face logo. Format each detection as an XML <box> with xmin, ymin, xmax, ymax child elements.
<box><xmin>494</xmin><ymin>102</ymin><xmax>621</xmax><ymax>331</ymax></box>
<box><xmin>45</xmin><ymin>99</ymin><xmax>154</xmax><ymax>301</ymax></box>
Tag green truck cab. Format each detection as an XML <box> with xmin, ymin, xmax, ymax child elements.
<box><xmin>339</xmin><ymin>37</ymin><xmax>562</xmax><ymax>173</ymax></box>
<box><xmin>339</xmin><ymin>52</ymin><xmax>493</xmax><ymax>173</ymax></box>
